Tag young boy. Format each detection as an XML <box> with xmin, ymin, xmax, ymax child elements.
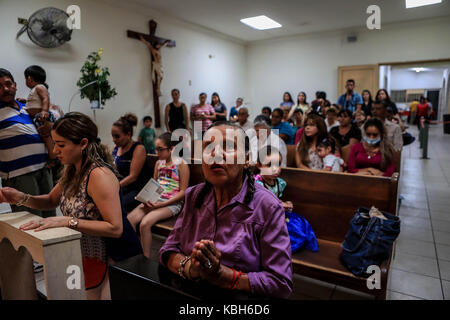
<box><xmin>138</xmin><ymin>116</ymin><xmax>156</xmax><ymax>154</ymax></box>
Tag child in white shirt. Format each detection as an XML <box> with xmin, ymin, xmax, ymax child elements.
<box><xmin>317</xmin><ymin>138</ymin><xmax>343</xmax><ymax>172</ymax></box>
<box><xmin>24</xmin><ymin>65</ymin><xmax>55</xmax><ymax>126</ymax></box>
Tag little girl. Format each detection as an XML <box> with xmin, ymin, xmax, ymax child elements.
<box><xmin>127</xmin><ymin>132</ymin><xmax>190</xmax><ymax>258</ymax></box>
<box><xmin>255</xmin><ymin>146</ymin><xmax>319</xmax><ymax>253</ymax></box>
<box><xmin>255</xmin><ymin>146</ymin><xmax>293</xmax><ymax>212</ymax></box>
<box><xmin>317</xmin><ymin>138</ymin><xmax>344</xmax><ymax>172</ymax></box>
<box><xmin>24</xmin><ymin>65</ymin><xmax>55</xmax><ymax>126</ymax></box>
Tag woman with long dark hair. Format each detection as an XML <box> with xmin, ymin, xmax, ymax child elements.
<box><xmin>280</xmin><ymin>92</ymin><xmax>295</xmax><ymax>109</ymax></box>
<box><xmin>295</xmin><ymin>114</ymin><xmax>329</xmax><ymax>170</ymax></box>
<box><xmin>347</xmin><ymin>118</ymin><xmax>395</xmax><ymax>177</ymax></box>
<box><xmin>375</xmin><ymin>89</ymin><xmax>398</xmax><ymax>115</ymax></box>
<box><xmin>211</xmin><ymin>92</ymin><xmax>227</xmax><ymax>122</ymax></box>
<box><xmin>0</xmin><ymin>112</ymin><xmax>142</xmax><ymax>299</ymax></box>
<box><xmin>361</xmin><ymin>89</ymin><xmax>373</xmax><ymax>117</ymax></box>
<box><xmin>287</xmin><ymin>91</ymin><xmax>309</xmax><ymax>119</ymax></box>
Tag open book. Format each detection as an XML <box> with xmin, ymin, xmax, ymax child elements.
<box><xmin>134</xmin><ymin>178</ymin><xmax>164</xmax><ymax>204</ymax></box>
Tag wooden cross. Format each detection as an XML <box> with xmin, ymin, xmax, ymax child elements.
<box><xmin>127</xmin><ymin>20</ymin><xmax>176</xmax><ymax>128</ymax></box>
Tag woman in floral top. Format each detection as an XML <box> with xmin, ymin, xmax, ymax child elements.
<box><xmin>295</xmin><ymin>113</ymin><xmax>328</xmax><ymax>170</ymax></box>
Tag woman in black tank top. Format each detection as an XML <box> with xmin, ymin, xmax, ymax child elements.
<box><xmin>111</xmin><ymin>114</ymin><xmax>151</xmax><ymax>212</ymax></box>
<box><xmin>165</xmin><ymin>89</ymin><xmax>189</xmax><ymax>132</ymax></box>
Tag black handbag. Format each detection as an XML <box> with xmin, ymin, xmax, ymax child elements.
<box><xmin>341</xmin><ymin>207</ymin><xmax>400</xmax><ymax>277</ymax></box>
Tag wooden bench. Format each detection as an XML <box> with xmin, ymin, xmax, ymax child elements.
<box><xmin>146</xmin><ymin>155</ymin><xmax>399</xmax><ymax>299</ymax></box>
<box><xmin>280</xmin><ymin>167</ymin><xmax>398</xmax><ymax>300</ymax></box>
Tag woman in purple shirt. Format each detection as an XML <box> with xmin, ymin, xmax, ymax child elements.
<box><xmin>159</xmin><ymin>122</ymin><xmax>293</xmax><ymax>299</ymax></box>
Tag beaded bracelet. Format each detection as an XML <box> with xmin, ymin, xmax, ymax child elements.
<box><xmin>187</xmin><ymin>260</ymin><xmax>201</xmax><ymax>282</ymax></box>
<box><xmin>16</xmin><ymin>193</ymin><xmax>30</xmax><ymax>207</ymax></box>
<box><xmin>178</xmin><ymin>256</ymin><xmax>190</xmax><ymax>279</ymax></box>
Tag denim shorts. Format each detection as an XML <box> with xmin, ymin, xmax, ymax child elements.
<box><xmin>157</xmin><ymin>198</ymin><xmax>183</xmax><ymax>216</ymax></box>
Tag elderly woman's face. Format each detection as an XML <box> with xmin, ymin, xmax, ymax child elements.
<box><xmin>202</xmin><ymin>125</ymin><xmax>247</xmax><ymax>187</ymax></box>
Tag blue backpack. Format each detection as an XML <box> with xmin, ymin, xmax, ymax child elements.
<box><xmin>285</xmin><ymin>211</ymin><xmax>319</xmax><ymax>253</ymax></box>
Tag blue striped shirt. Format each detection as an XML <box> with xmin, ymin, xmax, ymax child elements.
<box><xmin>0</xmin><ymin>100</ymin><xmax>47</xmax><ymax>179</ymax></box>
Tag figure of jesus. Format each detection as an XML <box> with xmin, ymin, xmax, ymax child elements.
<box><xmin>140</xmin><ymin>35</ymin><xmax>169</xmax><ymax>97</ymax></box>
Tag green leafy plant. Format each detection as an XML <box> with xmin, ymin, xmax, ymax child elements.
<box><xmin>76</xmin><ymin>48</ymin><xmax>117</xmax><ymax>105</ymax></box>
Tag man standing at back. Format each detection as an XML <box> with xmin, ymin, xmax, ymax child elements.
<box><xmin>0</xmin><ymin>68</ymin><xmax>55</xmax><ymax>217</ymax></box>
<box><xmin>337</xmin><ymin>79</ymin><xmax>363</xmax><ymax>114</ymax></box>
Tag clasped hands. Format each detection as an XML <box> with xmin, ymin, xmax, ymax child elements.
<box><xmin>186</xmin><ymin>240</ymin><xmax>223</xmax><ymax>284</ymax></box>
<box><xmin>358</xmin><ymin>167</ymin><xmax>383</xmax><ymax>176</ymax></box>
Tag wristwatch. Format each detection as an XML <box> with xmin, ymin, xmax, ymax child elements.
<box><xmin>68</xmin><ymin>217</ymin><xmax>79</xmax><ymax>229</ymax></box>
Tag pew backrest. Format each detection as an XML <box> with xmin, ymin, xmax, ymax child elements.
<box><xmin>286</xmin><ymin>145</ymin><xmax>297</xmax><ymax>168</ymax></box>
<box><xmin>280</xmin><ymin>168</ymin><xmax>399</xmax><ymax>243</ymax></box>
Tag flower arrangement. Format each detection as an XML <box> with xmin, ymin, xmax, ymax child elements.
<box><xmin>76</xmin><ymin>48</ymin><xmax>117</xmax><ymax>107</ymax></box>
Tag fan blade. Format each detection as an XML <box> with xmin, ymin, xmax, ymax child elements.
<box><xmin>26</xmin><ymin>7</ymin><xmax>72</xmax><ymax>48</ymax></box>
<box><xmin>16</xmin><ymin>25</ymin><xmax>28</xmax><ymax>39</ymax></box>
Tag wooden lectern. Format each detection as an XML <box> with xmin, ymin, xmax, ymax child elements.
<box><xmin>0</xmin><ymin>212</ymin><xmax>86</xmax><ymax>300</ymax></box>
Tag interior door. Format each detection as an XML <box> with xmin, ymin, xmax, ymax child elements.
<box><xmin>338</xmin><ymin>65</ymin><xmax>379</xmax><ymax>97</ymax></box>
<box><xmin>426</xmin><ymin>90</ymin><xmax>440</xmax><ymax>120</ymax></box>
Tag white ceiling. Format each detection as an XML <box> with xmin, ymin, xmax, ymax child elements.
<box><xmin>126</xmin><ymin>0</ymin><xmax>450</xmax><ymax>42</ymax></box>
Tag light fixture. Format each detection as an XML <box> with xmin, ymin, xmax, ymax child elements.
<box><xmin>406</xmin><ymin>0</ymin><xmax>442</xmax><ymax>9</ymax></box>
<box><xmin>240</xmin><ymin>15</ymin><xmax>282</xmax><ymax>30</ymax></box>
<box><xmin>411</xmin><ymin>67</ymin><xmax>427</xmax><ymax>72</ymax></box>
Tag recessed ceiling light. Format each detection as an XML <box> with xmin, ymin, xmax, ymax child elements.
<box><xmin>406</xmin><ymin>0</ymin><xmax>442</xmax><ymax>9</ymax></box>
<box><xmin>411</xmin><ymin>67</ymin><xmax>427</xmax><ymax>72</ymax></box>
<box><xmin>240</xmin><ymin>15</ymin><xmax>282</xmax><ymax>30</ymax></box>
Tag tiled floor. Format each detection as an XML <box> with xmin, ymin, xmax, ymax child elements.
<box><xmin>34</xmin><ymin>124</ymin><xmax>450</xmax><ymax>300</ymax></box>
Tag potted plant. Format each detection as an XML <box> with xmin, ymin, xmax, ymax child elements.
<box><xmin>76</xmin><ymin>48</ymin><xmax>117</xmax><ymax>109</ymax></box>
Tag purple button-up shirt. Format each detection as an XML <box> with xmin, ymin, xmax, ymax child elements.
<box><xmin>159</xmin><ymin>176</ymin><xmax>293</xmax><ymax>298</ymax></box>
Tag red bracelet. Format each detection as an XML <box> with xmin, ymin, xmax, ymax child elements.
<box><xmin>231</xmin><ymin>270</ymin><xmax>243</xmax><ymax>290</ymax></box>
<box><xmin>229</xmin><ymin>268</ymin><xmax>237</xmax><ymax>289</ymax></box>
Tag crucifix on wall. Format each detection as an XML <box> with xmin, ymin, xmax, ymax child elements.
<box><xmin>127</xmin><ymin>20</ymin><xmax>176</xmax><ymax>128</ymax></box>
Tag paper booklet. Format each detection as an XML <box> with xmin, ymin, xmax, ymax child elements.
<box><xmin>135</xmin><ymin>178</ymin><xmax>165</xmax><ymax>204</ymax></box>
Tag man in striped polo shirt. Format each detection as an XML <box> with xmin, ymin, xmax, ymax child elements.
<box><xmin>0</xmin><ymin>68</ymin><xmax>55</xmax><ymax>217</ymax></box>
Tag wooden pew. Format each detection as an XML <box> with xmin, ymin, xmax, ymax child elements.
<box><xmin>146</xmin><ymin>155</ymin><xmax>399</xmax><ymax>299</ymax></box>
<box><xmin>285</xmin><ymin>145</ymin><xmax>297</xmax><ymax>167</ymax></box>
<box><xmin>280</xmin><ymin>167</ymin><xmax>398</xmax><ymax>300</ymax></box>
<box><xmin>0</xmin><ymin>212</ymin><xmax>86</xmax><ymax>299</ymax></box>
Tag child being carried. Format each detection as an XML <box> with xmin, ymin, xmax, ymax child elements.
<box><xmin>24</xmin><ymin>65</ymin><xmax>55</xmax><ymax>126</ymax></box>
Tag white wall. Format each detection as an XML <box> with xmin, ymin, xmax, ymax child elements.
<box><xmin>0</xmin><ymin>0</ymin><xmax>248</xmax><ymax>146</ymax></box>
<box><xmin>390</xmin><ymin>69</ymin><xmax>445</xmax><ymax>90</ymax></box>
<box><xmin>247</xmin><ymin>17</ymin><xmax>450</xmax><ymax>116</ymax></box>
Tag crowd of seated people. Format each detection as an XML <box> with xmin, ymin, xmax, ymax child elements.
<box><xmin>1</xmin><ymin>66</ymin><xmax>407</xmax><ymax>300</ymax></box>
